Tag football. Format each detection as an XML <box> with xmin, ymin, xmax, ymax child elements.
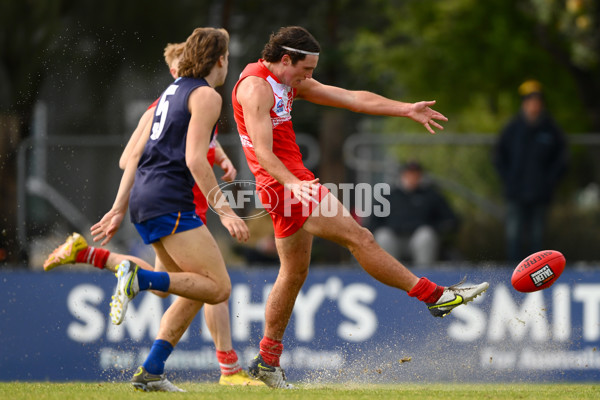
<box><xmin>511</xmin><ymin>250</ymin><xmax>566</xmax><ymax>293</ymax></box>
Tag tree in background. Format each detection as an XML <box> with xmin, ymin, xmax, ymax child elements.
<box><xmin>0</xmin><ymin>1</ymin><xmax>74</xmax><ymax>262</ymax></box>
<box><xmin>340</xmin><ymin>0</ymin><xmax>599</xmax><ymax>261</ymax></box>
<box><xmin>343</xmin><ymin>0</ymin><xmax>598</xmax><ymax>133</ymax></box>
<box><xmin>0</xmin><ymin>0</ymin><xmax>217</xmax><ymax>263</ymax></box>
<box><xmin>1</xmin><ymin>0</ymin><xmax>598</xmax><ymax>264</ymax></box>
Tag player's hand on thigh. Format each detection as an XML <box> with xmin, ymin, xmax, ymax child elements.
<box><xmin>286</xmin><ymin>179</ymin><xmax>320</xmax><ymax>207</ymax></box>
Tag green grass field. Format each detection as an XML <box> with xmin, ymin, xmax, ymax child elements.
<box><xmin>1</xmin><ymin>382</ymin><xmax>598</xmax><ymax>400</ymax></box>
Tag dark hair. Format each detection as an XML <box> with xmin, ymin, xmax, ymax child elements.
<box><xmin>178</xmin><ymin>27</ymin><xmax>229</xmax><ymax>79</ymax></box>
<box><xmin>261</xmin><ymin>26</ymin><xmax>321</xmax><ymax>64</ymax></box>
<box><xmin>403</xmin><ymin>160</ymin><xmax>423</xmax><ymax>172</ymax></box>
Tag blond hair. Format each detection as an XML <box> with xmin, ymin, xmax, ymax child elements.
<box><xmin>163</xmin><ymin>42</ymin><xmax>185</xmax><ymax>69</ymax></box>
<box><xmin>178</xmin><ymin>27</ymin><xmax>229</xmax><ymax>79</ymax></box>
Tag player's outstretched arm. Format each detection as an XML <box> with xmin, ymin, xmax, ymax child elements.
<box><xmin>119</xmin><ymin>107</ymin><xmax>155</xmax><ymax>169</ymax></box>
<box><xmin>91</xmin><ymin>106</ymin><xmax>153</xmax><ymax>245</ymax></box>
<box><xmin>405</xmin><ymin>100</ymin><xmax>447</xmax><ymax>134</ymax></box>
<box><xmin>297</xmin><ymin>78</ymin><xmax>448</xmax><ymax>134</ymax></box>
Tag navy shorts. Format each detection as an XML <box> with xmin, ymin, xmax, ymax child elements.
<box><xmin>134</xmin><ymin>211</ymin><xmax>204</xmax><ymax>244</ymax></box>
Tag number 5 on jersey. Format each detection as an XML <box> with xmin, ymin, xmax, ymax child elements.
<box><xmin>151</xmin><ymin>84</ymin><xmax>179</xmax><ymax>140</ymax></box>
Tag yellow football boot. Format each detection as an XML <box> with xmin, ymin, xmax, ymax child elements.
<box><xmin>43</xmin><ymin>232</ymin><xmax>88</xmax><ymax>271</ymax></box>
<box><xmin>219</xmin><ymin>369</ymin><xmax>266</xmax><ymax>386</ymax></box>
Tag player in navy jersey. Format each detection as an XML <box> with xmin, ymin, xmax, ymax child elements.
<box><xmin>88</xmin><ymin>27</ymin><xmax>248</xmax><ymax>392</ymax></box>
<box><xmin>43</xmin><ymin>41</ymin><xmax>262</xmax><ymax>387</ymax></box>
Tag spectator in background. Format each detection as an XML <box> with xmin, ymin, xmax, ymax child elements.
<box><xmin>371</xmin><ymin>161</ymin><xmax>460</xmax><ymax>266</ymax></box>
<box><xmin>493</xmin><ymin>80</ymin><xmax>568</xmax><ymax>262</ymax></box>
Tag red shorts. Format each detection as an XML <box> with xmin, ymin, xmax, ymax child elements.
<box><xmin>258</xmin><ymin>182</ymin><xmax>330</xmax><ymax>238</ymax></box>
<box><xmin>192</xmin><ymin>184</ymin><xmax>208</xmax><ymax>224</ymax></box>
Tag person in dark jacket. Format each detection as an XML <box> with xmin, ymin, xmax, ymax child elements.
<box><xmin>371</xmin><ymin>161</ymin><xmax>460</xmax><ymax>266</ymax></box>
<box><xmin>493</xmin><ymin>80</ymin><xmax>568</xmax><ymax>262</ymax></box>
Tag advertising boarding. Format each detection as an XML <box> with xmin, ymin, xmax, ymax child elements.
<box><xmin>0</xmin><ymin>267</ymin><xmax>598</xmax><ymax>382</ymax></box>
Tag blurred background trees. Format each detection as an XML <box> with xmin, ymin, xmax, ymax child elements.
<box><xmin>1</xmin><ymin>0</ymin><xmax>598</xmax><ymax>265</ymax></box>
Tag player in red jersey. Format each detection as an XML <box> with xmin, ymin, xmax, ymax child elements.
<box><xmin>232</xmin><ymin>26</ymin><xmax>489</xmax><ymax>388</ymax></box>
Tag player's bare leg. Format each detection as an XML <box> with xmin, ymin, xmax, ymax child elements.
<box><xmin>156</xmin><ymin>296</ymin><xmax>204</xmax><ymax>345</ymax></box>
<box><xmin>204</xmin><ymin>302</ymin><xmax>265</xmax><ymax>386</ymax></box>
<box><xmin>204</xmin><ymin>302</ymin><xmax>233</xmax><ymax>350</ymax></box>
<box><xmin>150</xmin><ymin>254</ymin><xmax>260</xmax><ymax>385</ymax></box>
<box><xmin>129</xmin><ymin>226</ymin><xmax>230</xmax><ymax>393</ymax></box>
<box><xmin>248</xmin><ymin>228</ymin><xmax>313</xmax><ymax>389</ymax></box>
<box><xmin>43</xmin><ymin>232</ymin><xmax>148</xmax><ymax>273</ymax></box>
<box><xmin>104</xmin><ymin>253</ymin><xmax>153</xmax><ymax>273</ymax></box>
<box><xmin>111</xmin><ymin>225</ymin><xmax>230</xmax><ymax>325</ymax></box>
<box><xmin>302</xmin><ymin>192</ymin><xmax>488</xmax><ymax>317</ymax></box>
<box><xmin>130</xmin><ymin>291</ymin><xmax>196</xmax><ymax>392</ymax></box>
<box><xmin>302</xmin><ymin>192</ymin><xmax>419</xmax><ymax>291</ymax></box>
<box><xmin>150</xmin><ymin>226</ymin><xmax>231</xmax><ymax>303</ymax></box>
<box><xmin>266</xmin><ymin>228</ymin><xmax>313</xmax><ymax>340</ymax></box>
<box><xmin>43</xmin><ymin>232</ymin><xmax>163</xmax><ymax>277</ymax></box>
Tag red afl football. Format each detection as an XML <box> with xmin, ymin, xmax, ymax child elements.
<box><xmin>511</xmin><ymin>250</ymin><xmax>566</xmax><ymax>293</ymax></box>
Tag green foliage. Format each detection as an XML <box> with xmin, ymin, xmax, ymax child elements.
<box><xmin>2</xmin><ymin>0</ymin><xmax>597</xmax><ymax>135</ymax></box>
<box><xmin>2</xmin><ymin>0</ymin><xmax>599</xmax><ymax>262</ymax></box>
<box><xmin>331</xmin><ymin>0</ymin><xmax>600</xmax><ymax>261</ymax></box>
<box><xmin>342</xmin><ymin>0</ymin><xmax>596</xmax><ymax>132</ymax></box>
<box><xmin>3</xmin><ymin>0</ymin><xmax>596</xmax><ymax>138</ymax></box>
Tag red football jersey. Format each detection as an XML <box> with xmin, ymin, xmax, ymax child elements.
<box><xmin>232</xmin><ymin>60</ymin><xmax>314</xmax><ymax>188</ymax></box>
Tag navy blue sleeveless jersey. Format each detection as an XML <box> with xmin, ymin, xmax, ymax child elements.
<box><xmin>129</xmin><ymin>77</ymin><xmax>216</xmax><ymax>223</ymax></box>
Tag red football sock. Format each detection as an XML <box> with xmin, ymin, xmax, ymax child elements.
<box><xmin>408</xmin><ymin>277</ymin><xmax>445</xmax><ymax>303</ymax></box>
<box><xmin>216</xmin><ymin>349</ymin><xmax>241</xmax><ymax>376</ymax></box>
<box><xmin>75</xmin><ymin>247</ymin><xmax>110</xmax><ymax>269</ymax></box>
<box><xmin>259</xmin><ymin>336</ymin><xmax>283</xmax><ymax>367</ymax></box>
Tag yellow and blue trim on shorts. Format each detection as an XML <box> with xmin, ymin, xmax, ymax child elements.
<box><xmin>134</xmin><ymin>210</ymin><xmax>204</xmax><ymax>244</ymax></box>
